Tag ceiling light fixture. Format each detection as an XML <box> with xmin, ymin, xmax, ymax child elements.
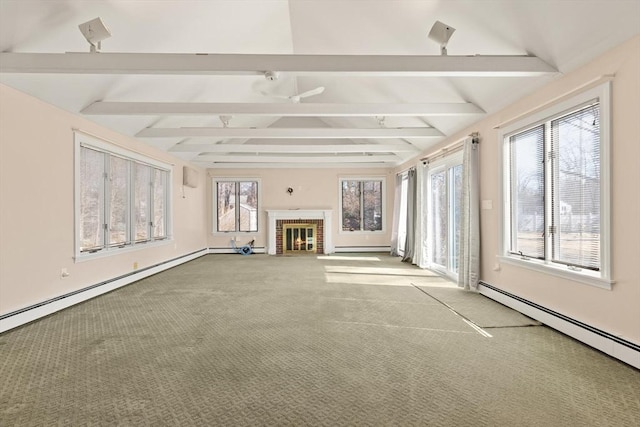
<box><xmin>78</xmin><ymin>17</ymin><xmax>111</xmax><ymax>53</ymax></box>
<box><xmin>264</xmin><ymin>71</ymin><xmax>279</xmax><ymax>81</ymax></box>
<box><xmin>428</xmin><ymin>21</ymin><xmax>456</xmax><ymax>56</ymax></box>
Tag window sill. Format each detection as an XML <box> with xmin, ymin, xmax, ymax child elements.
<box><xmin>498</xmin><ymin>255</ymin><xmax>614</xmax><ymax>290</ymax></box>
<box><xmin>339</xmin><ymin>230</ymin><xmax>385</xmax><ymax>235</ymax></box>
<box><xmin>75</xmin><ymin>239</ymin><xmax>172</xmax><ymax>263</ymax></box>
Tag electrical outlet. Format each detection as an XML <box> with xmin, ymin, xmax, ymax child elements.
<box><xmin>133</xmin><ymin>262</ymin><xmax>138</xmax><ymax>270</ymax></box>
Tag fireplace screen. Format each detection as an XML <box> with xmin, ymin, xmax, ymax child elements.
<box><xmin>284</xmin><ymin>224</ymin><xmax>317</xmax><ymax>253</ymax></box>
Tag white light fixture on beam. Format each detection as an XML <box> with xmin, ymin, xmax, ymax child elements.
<box><xmin>78</xmin><ymin>17</ymin><xmax>111</xmax><ymax>53</ymax></box>
<box><xmin>136</xmin><ymin>127</ymin><xmax>444</xmax><ymax>139</ymax></box>
<box><xmin>0</xmin><ymin>52</ymin><xmax>556</xmax><ymax>76</ymax></box>
<box><xmin>81</xmin><ymin>101</ymin><xmax>485</xmax><ymax>117</ymax></box>
<box><xmin>428</xmin><ymin>21</ymin><xmax>456</xmax><ymax>56</ymax></box>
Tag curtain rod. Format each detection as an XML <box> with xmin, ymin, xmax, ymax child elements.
<box><xmin>493</xmin><ymin>74</ymin><xmax>614</xmax><ymax>130</ymax></box>
<box><xmin>72</xmin><ymin>128</ymin><xmax>176</xmax><ymax>166</ymax></box>
<box><xmin>420</xmin><ymin>132</ymin><xmax>479</xmax><ymax>163</ymax></box>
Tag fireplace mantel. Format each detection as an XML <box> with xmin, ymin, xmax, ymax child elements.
<box><xmin>266</xmin><ymin>209</ymin><xmax>333</xmax><ymax>255</ymax></box>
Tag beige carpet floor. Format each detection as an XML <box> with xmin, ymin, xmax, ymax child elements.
<box><xmin>1</xmin><ymin>254</ymin><xmax>639</xmax><ymax>426</ymax></box>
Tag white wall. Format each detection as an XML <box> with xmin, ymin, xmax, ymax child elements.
<box><xmin>0</xmin><ymin>84</ymin><xmax>208</xmax><ymax>316</ymax></box>
<box><xmin>396</xmin><ymin>35</ymin><xmax>640</xmax><ymax>344</ymax></box>
<box><xmin>206</xmin><ymin>167</ymin><xmax>394</xmax><ymax>251</ymax></box>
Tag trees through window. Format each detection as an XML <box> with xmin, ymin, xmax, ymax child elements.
<box><xmin>77</xmin><ymin>136</ymin><xmax>171</xmax><ymax>257</ymax></box>
<box><xmin>215</xmin><ymin>180</ymin><xmax>258</xmax><ymax>232</ymax></box>
<box><xmin>341</xmin><ymin>179</ymin><xmax>383</xmax><ymax>231</ymax></box>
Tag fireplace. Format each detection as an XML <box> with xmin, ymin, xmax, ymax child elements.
<box><xmin>266</xmin><ymin>209</ymin><xmax>333</xmax><ymax>255</ymax></box>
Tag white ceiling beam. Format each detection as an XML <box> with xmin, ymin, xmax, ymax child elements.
<box><xmin>136</xmin><ymin>127</ymin><xmax>443</xmax><ymax>139</ymax></box>
<box><xmin>169</xmin><ymin>143</ymin><xmax>419</xmax><ymax>153</ymax></box>
<box><xmin>0</xmin><ymin>52</ymin><xmax>557</xmax><ymax>76</ymax></box>
<box><xmin>196</xmin><ymin>154</ymin><xmax>399</xmax><ymax>163</ymax></box>
<box><xmin>81</xmin><ymin>101</ymin><xmax>484</xmax><ymax>116</ymax></box>
<box><xmin>191</xmin><ymin>161</ymin><xmax>391</xmax><ymax>169</ymax></box>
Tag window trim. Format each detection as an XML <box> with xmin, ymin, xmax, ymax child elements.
<box><xmin>499</xmin><ymin>82</ymin><xmax>612</xmax><ymax>289</ymax></box>
<box><xmin>338</xmin><ymin>176</ymin><xmax>386</xmax><ymax>234</ymax></box>
<box><xmin>211</xmin><ymin>177</ymin><xmax>261</xmax><ymax>234</ymax></box>
<box><xmin>74</xmin><ymin>132</ymin><xmax>173</xmax><ymax>261</ymax></box>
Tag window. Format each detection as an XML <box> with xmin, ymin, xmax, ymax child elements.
<box><xmin>501</xmin><ymin>83</ymin><xmax>611</xmax><ymax>288</ymax></box>
<box><xmin>213</xmin><ymin>179</ymin><xmax>259</xmax><ymax>232</ymax></box>
<box><xmin>75</xmin><ymin>133</ymin><xmax>171</xmax><ymax>259</ymax></box>
<box><xmin>426</xmin><ymin>152</ymin><xmax>463</xmax><ymax>278</ymax></box>
<box><xmin>340</xmin><ymin>178</ymin><xmax>384</xmax><ymax>232</ymax></box>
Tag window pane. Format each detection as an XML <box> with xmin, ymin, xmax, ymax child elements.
<box><xmin>109</xmin><ymin>156</ymin><xmax>128</xmax><ymax>246</ymax></box>
<box><xmin>134</xmin><ymin>163</ymin><xmax>150</xmax><ymax>241</ymax></box>
<box><xmin>431</xmin><ymin>170</ymin><xmax>447</xmax><ymax>266</ymax></box>
<box><xmin>79</xmin><ymin>147</ymin><xmax>104</xmax><ymax>251</ymax></box>
<box><xmin>509</xmin><ymin>125</ymin><xmax>545</xmax><ymax>259</ymax></box>
<box><xmin>551</xmin><ymin>104</ymin><xmax>600</xmax><ymax>270</ymax></box>
<box><xmin>217</xmin><ymin>182</ymin><xmax>236</xmax><ymax>232</ymax></box>
<box><xmin>153</xmin><ymin>169</ymin><xmax>167</xmax><ymax>239</ymax></box>
<box><xmin>239</xmin><ymin>181</ymin><xmax>258</xmax><ymax>232</ymax></box>
<box><xmin>363</xmin><ymin>181</ymin><xmax>382</xmax><ymax>231</ymax></box>
<box><xmin>342</xmin><ymin>180</ymin><xmax>361</xmax><ymax>231</ymax></box>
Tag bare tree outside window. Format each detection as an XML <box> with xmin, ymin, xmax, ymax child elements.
<box><xmin>216</xmin><ymin>180</ymin><xmax>258</xmax><ymax>232</ymax></box>
<box><xmin>79</xmin><ymin>147</ymin><xmax>104</xmax><ymax>251</ymax></box>
<box><xmin>341</xmin><ymin>179</ymin><xmax>382</xmax><ymax>231</ymax></box>
<box><xmin>109</xmin><ymin>156</ymin><xmax>128</xmax><ymax>246</ymax></box>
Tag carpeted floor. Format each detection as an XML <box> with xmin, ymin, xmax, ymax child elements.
<box><xmin>1</xmin><ymin>254</ymin><xmax>639</xmax><ymax>426</ymax></box>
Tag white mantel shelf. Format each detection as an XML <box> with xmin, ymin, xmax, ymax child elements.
<box><xmin>266</xmin><ymin>209</ymin><xmax>333</xmax><ymax>255</ymax></box>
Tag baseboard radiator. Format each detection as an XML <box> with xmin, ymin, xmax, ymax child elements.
<box><xmin>334</xmin><ymin>246</ymin><xmax>391</xmax><ymax>253</ymax></box>
<box><xmin>479</xmin><ymin>281</ymin><xmax>640</xmax><ymax>369</ymax></box>
<box><xmin>0</xmin><ymin>248</ymin><xmax>209</xmax><ymax>334</ymax></box>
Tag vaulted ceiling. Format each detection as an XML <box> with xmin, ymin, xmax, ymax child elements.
<box><xmin>1</xmin><ymin>0</ymin><xmax>638</xmax><ymax>168</ymax></box>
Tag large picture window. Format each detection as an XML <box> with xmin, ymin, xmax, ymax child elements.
<box><xmin>76</xmin><ymin>133</ymin><xmax>171</xmax><ymax>258</ymax></box>
<box><xmin>214</xmin><ymin>179</ymin><xmax>259</xmax><ymax>232</ymax></box>
<box><xmin>501</xmin><ymin>83</ymin><xmax>611</xmax><ymax>287</ymax></box>
<box><xmin>340</xmin><ymin>178</ymin><xmax>384</xmax><ymax>232</ymax></box>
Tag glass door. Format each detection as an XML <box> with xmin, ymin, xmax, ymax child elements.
<box><xmin>426</xmin><ymin>153</ymin><xmax>463</xmax><ymax>279</ymax></box>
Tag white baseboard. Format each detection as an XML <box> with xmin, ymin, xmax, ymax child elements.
<box><xmin>0</xmin><ymin>248</ymin><xmax>208</xmax><ymax>334</ymax></box>
<box><xmin>479</xmin><ymin>281</ymin><xmax>640</xmax><ymax>369</ymax></box>
<box><xmin>334</xmin><ymin>246</ymin><xmax>391</xmax><ymax>253</ymax></box>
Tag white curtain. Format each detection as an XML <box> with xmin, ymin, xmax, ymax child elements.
<box><xmin>390</xmin><ymin>172</ymin><xmax>403</xmax><ymax>256</ymax></box>
<box><xmin>413</xmin><ymin>164</ymin><xmax>427</xmax><ymax>267</ymax></box>
<box><xmin>402</xmin><ymin>168</ymin><xmax>417</xmax><ymax>263</ymax></box>
<box><xmin>457</xmin><ymin>137</ymin><xmax>480</xmax><ymax>290</ymax></box>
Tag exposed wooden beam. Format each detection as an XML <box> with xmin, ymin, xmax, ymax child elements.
<box><xmin>196</xmin><ymin>154</ymin><xmax>400</xmax><ymax>163</ymax></box>
<box><xmin>81</xmin><ymin>101</ymin><xmax>484</xmax><ymax>116</ymax></box>
<box><xmin>0</xmin><ymin>52</ymin><xmax>557</xmax><ymax>76</ymax></box>
<box><xmin>169</xmin><ymin>143</ymin><xmax>419</xmax><ymax>153</ymax></box>
<box><xmin>136</xmin><ymin>127</ymin><xmax>443</xmax><ymax>139</ymax></box>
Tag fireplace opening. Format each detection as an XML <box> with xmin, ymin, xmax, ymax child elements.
<box><xmin>284</xmin><ymin>224</ymin><xmax>317</xmax><ymax>253</ymax></box>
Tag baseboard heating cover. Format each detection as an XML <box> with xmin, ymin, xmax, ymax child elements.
<box><xmin>334</xmin><ymin>246</ymin><xmax>391</xmax><ymax>253</ymax></box>
<box><xmin>0</xmin><ymin>248</ymin><xmax>208</xmax><ymax>333</ymax></box>
<box><xmin>479</xmin><ymin>281</ymin><xmax>640</xmax><ymax>369</ymax></box>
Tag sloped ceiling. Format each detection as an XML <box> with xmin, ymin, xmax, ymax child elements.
<box><xmin>1</xmin><ymin>0</ymin><xmax>639</xmax><ymax>168</ymax></box>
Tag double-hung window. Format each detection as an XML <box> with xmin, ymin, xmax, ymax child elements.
<box><xmin>501</xmin><ymin>83</ymin><xmax>611</xmax><ymax>288</ymax></box>
<box><xmin>76</xmin><ymin>132</ymin><xmax>171</xmax><ymax>259</ymax></box>
<box><xmin>340</xmin><ymin>178</ymin><xmax>384</xmax><ymax>232</ymax></box>
<box><xmin>213</xmin><ymin>178</ymin><xmax>259</xmax><ymax>232</ymax></box>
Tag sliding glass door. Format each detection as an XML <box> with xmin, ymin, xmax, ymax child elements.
<box><xmin>426</xmin><ymin>153</ymin><xmax>463</xmax><ymax>278</ymax></box>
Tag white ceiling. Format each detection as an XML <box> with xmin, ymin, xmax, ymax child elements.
<box><xmin>1</xmin><ymin>0</ymin><xmax>639</xmax><ymax>168</ymax></box>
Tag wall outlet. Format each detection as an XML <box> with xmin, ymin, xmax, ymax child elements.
<box><xmin>133</xmin><ymin>262</ymin><xmax>138</xmax><ymax>270</ymax></box>
<box><xmin>481</xmin><ymin>200</ymin><xmax>493</xmax><ymax>210</ymax></box>
<box><xmin>60</xmin><ymin>268</ymin><xmax>70</xmax><ymax>278</ymax></box>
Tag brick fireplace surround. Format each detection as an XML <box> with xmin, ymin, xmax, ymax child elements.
<box><xmin>276</xmin><ymin>219</ymin><xmax>324</xmax><ymax>255</ymax></box>
<box><xmin>266</xmin><ymin>209</ymin><xmax>334</xmax><ymax>255</ymax></box>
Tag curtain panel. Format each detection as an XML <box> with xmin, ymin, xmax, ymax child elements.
<box><xmin>457</xmin><ymin>137</ymin><xmax>481</xmax><ymax>290</ymax></box>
